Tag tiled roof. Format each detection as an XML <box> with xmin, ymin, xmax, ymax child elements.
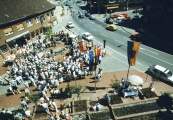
<box><xmin>0</xmin><ymin>0</ymin><xmax>55</xmax><ymax>26</ymax></box>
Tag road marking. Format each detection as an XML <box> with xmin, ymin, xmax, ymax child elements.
<box><xmin>140</xmin><ymin>51</ymin><xmax>173</xmax><ymax>65</ymax></box>
<box><xmin>101</xmin><ymin>33</ymin><xmax>107</xmax><ymax>37</ymax></box>
<box><xmin>91</xmin><ymin>28</ymin><xmax>96</xmax><ymax>31</ymax></box>
<box><xmin>84</xmin><ymin>24</ymin><xmax>87</xmax><ymax>26</ymax></box>
<box><xmin>114</xmin><ymin>40</ymin><xmax>125</xmax><ymax>45</ymax></box>
<box><xmin>97</xmin><ymin>25</ymin><xmax>103</xmax><ymax>29</ymax></box>
<box><xmin>140</xmin><ymin>48</ymin><xmax>158</xmax><ymax>55</ymax></box>
<box><xmin>123</xmin><ymin>37</ymin><xmax>129</xmax><ymax>40</ymax></box>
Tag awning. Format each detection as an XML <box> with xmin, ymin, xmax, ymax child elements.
<box><xmin>6</xmin><ymin>31</ymin><xmax>29</xmax><ymax>43</ymax></box>
<box><xmin>107</xmin><ymin>6</ymin><xmax>119</xmax><ymax>9</ymax></box>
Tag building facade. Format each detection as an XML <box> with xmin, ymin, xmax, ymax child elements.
<box><xmin>0</xmin><ymin>0</ymin><xmax>57</xmax><ymax>58</ymax></box>
<box><xmin>90</xmin><ymin>0</ymin><xmax>128</xmax><ymax>13</ymax></box>
<box><xmin>142</xmin><ymin>0</ymin><xmax>173</xmax><ymax>40</ymax></box>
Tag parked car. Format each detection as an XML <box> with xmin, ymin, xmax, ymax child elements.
<box><xmin>105</xmin><ymin>18</ymin><xmax>114</xmax><ymax>24</ymax></box>
<box><xmin>111</xmin><ymin>14</ymin><xmax>119</xmax><ymax>18</ymax></box>
<box><xmin>133</xmin><ymin>15</ymin><xmax>139</xmax><ymax>19</ymax></box>
<box><xmin>85</xmin><ymin>12</ymin><xmax>90</xmax><ymax>17</ymax></box>
<box><xmin>122</xmin><ymin>13</ymin><xmax>128</xmax><ymax>17</ymax></box>
<box><xmin>66</xmin><ymin>22</ymin><xmax>74</xmax><ymax>28</ymax></box>
<box><xmin>69</xmin><ymin>5</ymin><xmax>73</xmax><ymax>9</ymax></box>
<box><xmin>133</xmin><ymin>9</ymin><xmax>141</xmax><ymax>13</ymax></box>
<box><xmin>76</xmin><ymin>0</ymin><xmax>81</xmax><ymax>3</ymax></box>
<box><xmin>147</xmin><ymin>65</ymin><xmax>173</xmax><ymax>84</ymax></box>
<box><xmin>106</xmin><ymin>24</ymin><xmax>117</xmax><ymax>31</ymax></box>
<box><xmin>79</xmin><ymin>13</ymin><xmax>84</xmax><ymax>18</ymax></box>
<box><xmin>89</xmin><ymin>15</ymin><xmax>95</xmax><ymax>20</ymax></box>
<box><xmin>82</xmin><ymin>32</ymin><xmax>94</xmax><ymax>41</ymax></box>
<box><xmin>117</xmin><ymin>15</ymin><xmax>125</xmax><ymax>20</ymax></box>
<box><xmin>122</xmin><ymin>16</ymin><xmax>131</xmax><ymax>21</ymax></box>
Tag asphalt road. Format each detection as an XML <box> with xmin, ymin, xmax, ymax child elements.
<box><xmin>64</xmin><ymin>1</ymin><xmax>173</xmax><ymax>73</ymax></box>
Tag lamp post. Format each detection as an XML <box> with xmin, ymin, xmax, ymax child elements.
<box><xmin>94</xmin><ymin>2</ymin><xmax>100</xmax><ymax>15</ymax></box>
<box><xmin>94</xmin><ymin>45</ymin><xmax>97</xmax><ymax>93</ymax></box>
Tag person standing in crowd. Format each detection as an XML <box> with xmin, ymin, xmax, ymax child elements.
<box><xmin>20</xmin><ymin>99</ymin><xmax>28</xmax><ymax>110</ymax></box>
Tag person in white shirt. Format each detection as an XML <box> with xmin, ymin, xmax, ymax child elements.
<box><xmin>40</xmin><ymin>101</ymin><xmax>49</xmax><ymax>114</ymax></box>
<box><xmin>15</xmin><ymin>75</ymin><xmax>23</xmax><ymax>85</ymax></box>
<box><xmin>49</xmin><ymin>99</ymin><xmax>58</xmax><ymax>112</ymax></box>
<box><xmin>25</xmin><ymin>107</ymin><xmax>32</xmax><ymax>118</ymax></box>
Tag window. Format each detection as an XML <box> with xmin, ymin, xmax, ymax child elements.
<box><xmin>3</xmin><ymin>27</ymin><xmax>14</xmax><ymax>36</ymax></box>
<box><xmin>47</xmin><ymin>13</ymin><xmax>50</xmax><ymax>19</ymax></box>
<box><xmin>40</xmin><ymin>15</ymin><xmax>46</xmax><ymax>22</ymax></box>
<box><xmin>35</xmin><ymin>29</ymin><xmax>39</xmax><ymax>36</ymax></box>
<box><xmin>51</xmin><ymin>11</ymin><xmax>54</xmax><ymax>16</ymax></box>
<box><xmin>8</xmin><ymin>41</ymin><xmax>16</xmax><ymax>49</ymax></box>
<box><xmin>16</xmin><ymin>24</ymin><xmax>24</xmax><ymax>31</ymax></box>
<box><xmin>39</xmin><ymin>28</ymin><xmax>43</xmax><ymax>34</ymax></box>
<box><xmin>31</xmin><ymin>31</ymin><xmax>35</xmax><ymax>38</ymax></box>
<box><xmin>0</xmin><ymin>45</ymin><xmax>9</xmax><ymax>53</ymax></box>
<box><xmin>35</xmin><ymin>17</ymin><xmax>40</xmax><ymax>23</ymax></box>
<box><xmin>27</xmin><ymin>19</ymin><xmax>33</xmax><ymax>27</ymax></box>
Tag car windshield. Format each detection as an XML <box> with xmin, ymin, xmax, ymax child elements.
<box><xmin>86</xmin><ymin>34</ymin><xmax>91</xmax><ymax>37</ymax></box>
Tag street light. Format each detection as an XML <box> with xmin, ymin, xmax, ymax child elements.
<box><xmin>94</xmin><ymin>2</ymin><xmax>100</xmax><ymax>15</ymax></box>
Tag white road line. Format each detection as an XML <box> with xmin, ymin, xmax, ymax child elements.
<box><xmin>91</xmin><ymin>28</ymin><xmax>96</xmax><ymax>31</ymax></box>
<box><xmin>101</xmin><ymin>33</ymin><xmax>107</xmax><ymax>37</ymax></box>
<box><xmin>123</xmin><ymin>37</ymin><xmax>129</xmax><ymax>40</ymax></box>
<box><xmin>114</xmin><ymin>40</ymin><xmax>125</xmax><ymax>45</ymax></box>
<box><xmin>140</xmin><ymin>48</ymin><xmax>158</xmax><ymax>55</ymax></box>
<box><xmin>140</xmin><ymin>51</ymin><xmax>173</xmax><ymax>65</ymax></box>
<box><xmin>97</xmin><ymin>25</ymin><xmax>103</xmax><ymax>29</ymax></box>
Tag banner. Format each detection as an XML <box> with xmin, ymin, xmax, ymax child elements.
<box><xmin>89</xmin><ymin>50</ymin><xmax>97</xmax><ymax>71</ymax></box>
<box><xmin>127</xmin><ymin>41</ymin><xmax>140</xmax><ymax>66</ymax></box>
<box><xmin>97</xmin><ymin>48</ymin><xmax>102</xmax><ymax>56</ymax></box>
<box><xmin>78</xmin><ymin>42</ymin><xmax>83</xmax><ymax>52</ymax></box>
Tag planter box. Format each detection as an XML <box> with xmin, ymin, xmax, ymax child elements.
<box><xmin>112</xmin><ymin>100</ymin><xmax>162</xmax><ymax>117</ymax></box>
<box><xmin>72</xmin><ymin>100</ymin><xmax>88</xmax><ymax>113</ymax></box>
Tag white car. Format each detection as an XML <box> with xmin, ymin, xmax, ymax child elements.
<box><xmin>66</xmin><ymin>22</ymin><xmax>74</xmax><ymax>28</ymax></box>
<box><xmin>117</xmin><ymin>15</ymin><xmax>125</xmax><ymax>20</ymax></box>
<box><xmin>148</xmin><ymin>65</ymin><xmax>173</xmax><ymax>84</ymax></box>
<box><xmin>82</xmin><ymin>32</ymin><xmax>94</xmax><ymax>41</ymax></box>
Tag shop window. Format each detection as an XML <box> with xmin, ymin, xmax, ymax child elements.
<box><xmin>27</xmin><ymin>19</ymin><xmax>33</xmax><ymax>27</ymax></box>
<box><xmin>8</xmin><ymin>41</ymin><xmax>16</xmax><ymax>49</ymax></box>
<box><xmin>16</xmin><ymin>24</ymin><xmax>24</xmax><ymax>31</ymax></box>
<box><xmin>0</xmin><ymin>44</ymin><xmax>9</xmax><ymax>53</ymax></box>
<box><xmin>40</xmin><ymin>15</ymin><xmax>46</xmax><ymax>22</ymax></box>
<box><xmin>31</xmin><ymin>31</ymin><xmax>35</xmax><ymax>38</ymax></box>
<box><xmin>25</xmin><ymin>34</ymin><xmax>30</xmax><ymax>41</ymax></box>
<box><xmin>35</xmin><ymin>29</ymin><xmax>39</xmax><ymax>36</ymax></box>
<box><xmin>3</xmin><ymin>27</ymin><xmax>14</xmax><ymax>36</ymax></box>
<box><xmin>35</xmin><ymin>17</ymin><xmax>40</xmax><ymax>23</ymax></box>
<box><xmin>47</xmin><ymin>13</ymin><xmax>50</xmax><ymax>19</ymax></box>
<box><xmin>40</xmin><ymin>28</ymin><xmax>43</xmax><ymax>33</ymax></box>
<box><xmin>51</xmin><ymin>11</ymin><xmax>54</xmax><ymax>16</ymax></box>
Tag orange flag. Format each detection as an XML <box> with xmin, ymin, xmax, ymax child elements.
<box><xmin>127</xmin><ymin>41</ymin><xmax>140</xmax><ymax>66</ymax></box>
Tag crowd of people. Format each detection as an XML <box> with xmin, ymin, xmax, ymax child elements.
<box><xmin>0</xmin><ymin>30</ymin><xmax>106</xmax><ymax>120</ymax></box>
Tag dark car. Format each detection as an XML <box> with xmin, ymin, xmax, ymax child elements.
<box><xmin>79</xmin><ymin>13</ymin><xmax>84</xmax><ymax>18</ymax></box>
<box><xmin>105</xmin><ymin>18</ymin><xmax>114</xmax><ymax>24</ymax></box>
<box><xmin>85</xmin><ymin>12</ymin><xmax>90</xmax><ymax>17</ymax></box>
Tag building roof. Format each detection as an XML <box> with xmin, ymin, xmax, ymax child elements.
<box><xmin>0</xmin><ymin>0</ymin><xmax>55</xmax><ymax>26</ymax></box>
